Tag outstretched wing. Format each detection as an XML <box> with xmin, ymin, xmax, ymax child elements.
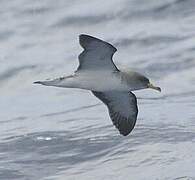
<box><xmin>76</xmin><ymin>34</ymin><xmax>119</xmax><ymax>72</ymax></box>
<box><xmin>92</xmin><ymin>91</ymin><xmax>138</xmax><ymax>136</ymax></box>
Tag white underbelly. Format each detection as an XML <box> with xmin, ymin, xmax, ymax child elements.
<box><xmin>70</xmin><ymin>71</ymin><xmax>129</xmax><ymax>92</ymax></box>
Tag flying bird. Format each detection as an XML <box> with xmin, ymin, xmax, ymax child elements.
<box><xmin>34</xmin><ymin>34</ymin><xmax>161</xmax><ymax>136</ymax></box>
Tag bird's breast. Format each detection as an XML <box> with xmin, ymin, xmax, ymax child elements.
<box><xmin>73</xmin><ymin>71</ymin><xmax>130</xmax><ymax>92</ymax></box>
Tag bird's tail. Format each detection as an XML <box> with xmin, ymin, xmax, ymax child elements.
<box><xmin>33</xmin><ymin>75</ymin><xmax>75</xmax><ymax>88</ymax></box>
<box><xmin>33</xmin><ymin>79</ymin><xmax>58</xmax><ymax>86</ymax></box>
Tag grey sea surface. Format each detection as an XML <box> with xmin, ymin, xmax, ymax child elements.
<box><xmin>1</xmin><ymin>0</ymin><xmax>195</xmax><ymax>179</ymax></box>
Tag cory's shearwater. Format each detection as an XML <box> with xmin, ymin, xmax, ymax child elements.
<box><xmin>34</xmin><ymin>34</ymin><xmax>161</xmax><ymax>136</ymax></box>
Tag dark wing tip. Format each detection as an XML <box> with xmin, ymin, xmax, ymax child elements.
<box><xmin>120</xmin><ymin>130</ymin><xmax>132</xmax><ymax>136</ymax></box>
<box><xmin>79</xmin><ymin>34</ymin><xmax>117</xmax><ymax>52</ymax></box>
<box><xmin>79</xmin><ymin>34</ymin><xmax>95</xmax><ymax>49</ymax></box>
<box><xmin>118</xmin><ymin>122</ymin><xmax>136</xmax><ymax>136</ymax></box>
<box><xmin>110</xmin><ymin>112</ymin><xmax>137</xmax><ymax>136</ymax></box>
<box><xmin>79</xmin><ymin>34</ymin><xmax>97</xmax><ymax>41</ymax></box>
<box><xmin>79</xmin><ymin>34</ymin><xmax>104</xmax><ymax>44</ymax></box>
<box><xmin>33</xmin><ymin>81</ymin><xmax>41</xmax><ymax>84</ymax></box>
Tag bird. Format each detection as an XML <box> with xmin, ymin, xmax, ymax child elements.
<box><xmin>34</xmin><ymin>34</ymin><xmax>161</xmax><ymax>136</ymax></box>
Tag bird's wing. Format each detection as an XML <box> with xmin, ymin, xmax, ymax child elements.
<box><xmin>92</xmin><ymin>91</ymin><xmax>138</xmax><ymax>136</ymax></box>
<box><xmin>76</xmin><ymin>34</ymin><xmax>119</xmax><ymax>72</ymax></box>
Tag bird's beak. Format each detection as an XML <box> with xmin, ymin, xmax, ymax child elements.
<box><xmin>147</xmin><ymin>83</ymin><xmax>161</xmax><ymax>92</ymax></box>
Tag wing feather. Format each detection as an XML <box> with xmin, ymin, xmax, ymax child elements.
<box><xmin>92</xmin><ymin>91</ymin><xmax>138</xmax><ymax>136</ymax></box>
<box><xmin>76</xmin><ymin>34</ymin><xmax>119</xmax><ymax>72</ymax></box>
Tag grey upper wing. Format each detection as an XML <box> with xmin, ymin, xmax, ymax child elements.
<box><xmin>92</xmin><ymin>91</ymin><xmax>138</xmax><ymax>136</ymax></box>
<box><xmin>76</xmin><ymin>34</ymin><xmax>119</xmax><ymax>72</ymax></box>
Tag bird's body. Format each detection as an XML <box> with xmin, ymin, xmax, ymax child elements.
<box><xmin>35</xmin><ymin>34</ymin><xmax>161</xmax><ymax>136</ymax></box>
<box><xmin>40</xmin><ymin>70</ymin><xmax>148</xmax><ymax>92</ymax></box>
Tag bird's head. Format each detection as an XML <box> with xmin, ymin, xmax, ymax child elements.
<box><xmin>147</xmin><ymin>82</ymin><xmax>161</xmax><ymax>92</ymax></box>
<box><xmin>137</xmin><ymin>74</ymin><xmax>161</xmax><ymax>92</ymax></box>
<box><xmin>126</xmin><ymin>71</ymin><xmax>161</xmax><ymax>92</ymax></box>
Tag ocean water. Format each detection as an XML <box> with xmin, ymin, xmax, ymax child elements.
<box><xmin>1</xmin><ymin>0</ymin><xmax>195</xmax><ymax>179</ymax></box>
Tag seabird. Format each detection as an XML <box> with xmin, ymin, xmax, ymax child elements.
<box><xmin>34</xmin><ymin>34</ymin><xmax>161</xmax><ymax>136</ymax></box>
